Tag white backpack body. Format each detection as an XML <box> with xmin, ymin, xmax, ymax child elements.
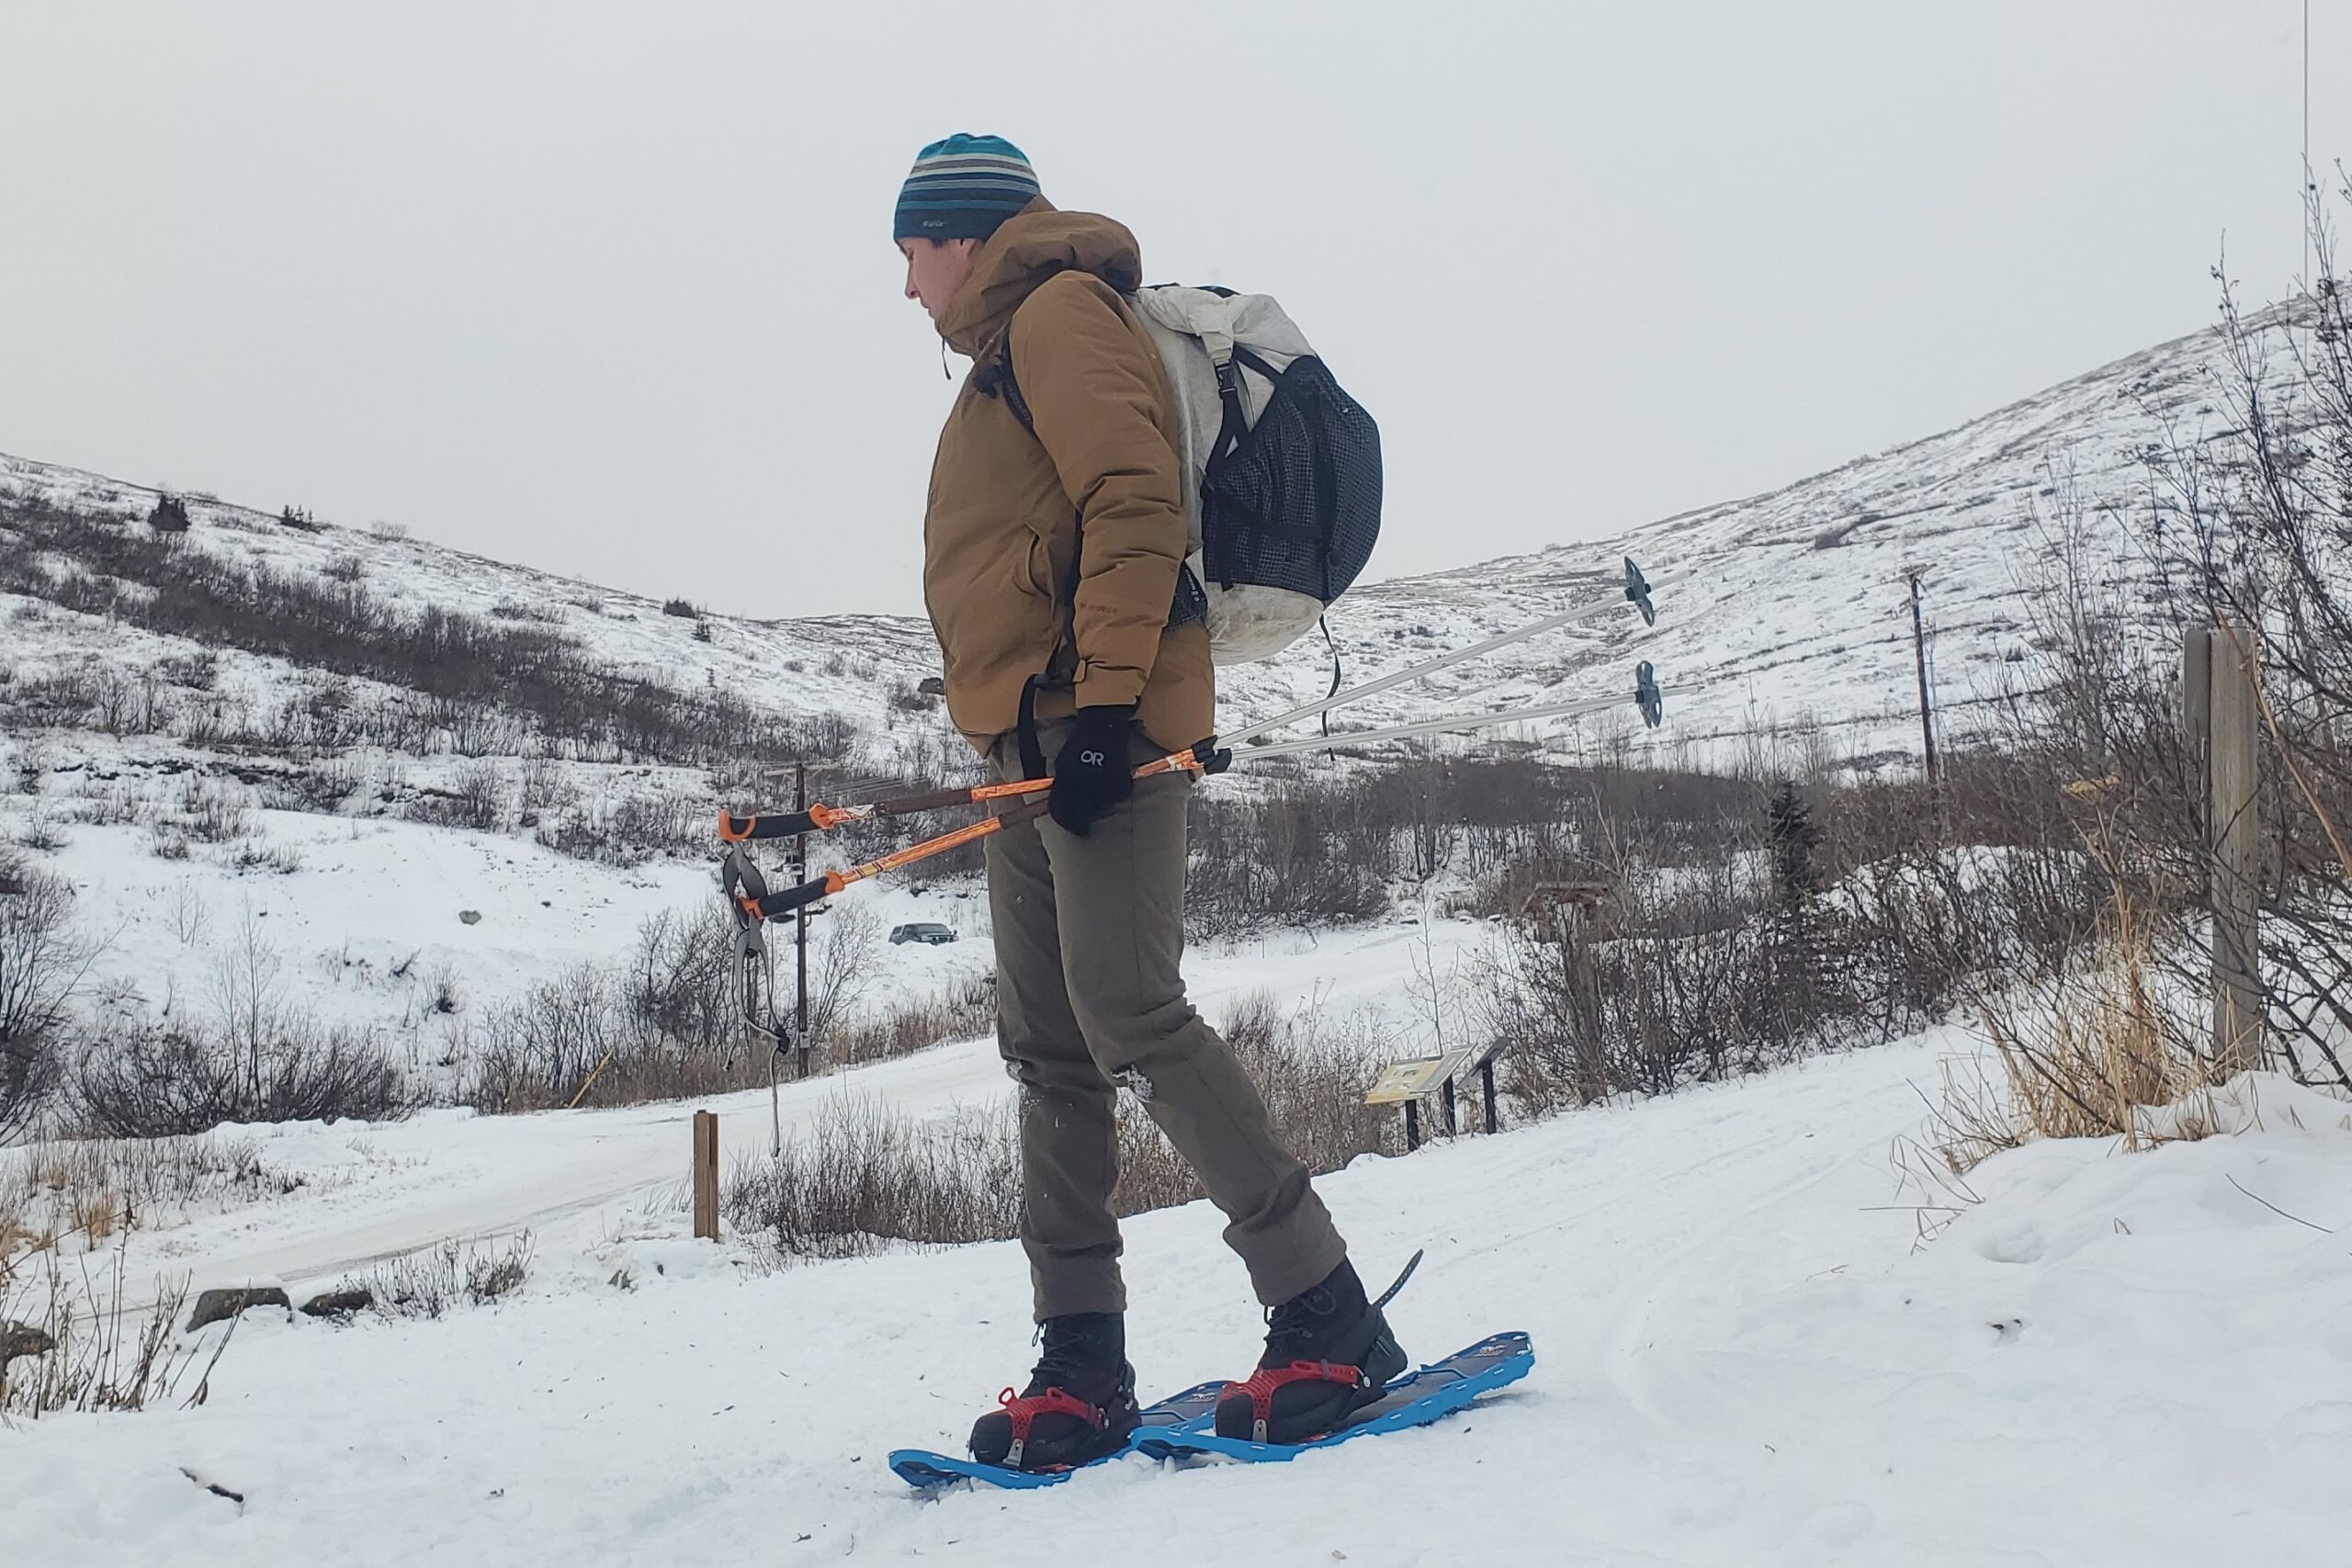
<box><xmin>1125</xmin><ymin>285</ymin><xmax>1383</xmax><ymax>666</ymax></box>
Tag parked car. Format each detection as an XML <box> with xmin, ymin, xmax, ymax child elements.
<box><xmin>889</xmin><ymin>921</ymin><xmax>956</xmax><ymax>946</ymax></box>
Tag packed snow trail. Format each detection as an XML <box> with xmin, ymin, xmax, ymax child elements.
<box><xmin>7</xmin><ymin>1028</ymin><xmax>2346</xmax><ymax>1566</ymax></box>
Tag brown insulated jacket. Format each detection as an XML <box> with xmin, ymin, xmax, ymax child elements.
<box><xmin>922</xmin><ymin>198</ymin><xmax>1215</xmax><ymax>757</ymax></box>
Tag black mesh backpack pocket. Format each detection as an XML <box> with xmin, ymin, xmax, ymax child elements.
<box><xmin>1200</xmin><ymin>351</ymin><xmax>1383</xmax><ymax>602</ymax></box>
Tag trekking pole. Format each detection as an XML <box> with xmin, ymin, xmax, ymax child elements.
<box><xmin>716</xmin><ymin>749</ymin><xmax>1209</xmax><ymax>843</ymax></box>
<box><xmin>722</xmin><ymin>664</ymin><xmax>1664</xmax><ymax>919</ymax></box>
<box><xmin>726</xmin><ymin>796</ymin><xmax>1057</xmax><ymax>920</ymax></box>
<box><xmin>1227</xmin><ymin>663</ymin><xmax>1663</xmax><ymax>762</ymax></box>
<box><xmin>1216</xmin><ymin>555</ymin><xmax>1668</xmax><ymax>751</ymax></box>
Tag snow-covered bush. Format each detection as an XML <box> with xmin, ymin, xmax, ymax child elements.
<box><xmin>0</xmin><ymin>852</ymin><xmax>90</xmax><ymax>1145</ymax></box>
<box><xmin>337</xmin><ymin>1232</ymin><xmax>533</xmax><ymax>1319</ymax></box>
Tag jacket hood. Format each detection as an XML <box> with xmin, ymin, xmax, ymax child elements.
<box><xmin>937</xmin><ymin>197</ymin><xmax>1144</xmax><ymax>358</ymax></box>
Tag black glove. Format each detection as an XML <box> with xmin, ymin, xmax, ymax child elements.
<box><xmin>1048</xmin><ymin>705</ymin><xmax>1136</xmax><ymax>837</ymax></box>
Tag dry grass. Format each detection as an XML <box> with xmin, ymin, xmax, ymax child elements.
<box><xmin>0</xmin><ymin>1133</ymin><xmax>309</xmax><ymax>1258</ymax></box>
<box><xmin>0</xmin><ymin>1253</ymin><xmax>226</xmax><ymax>1418</ymax></box>
<box><xmin>1934</xmin><ymin>887</ymin><xmax>2217</xmax><ymax>1177</ymax></box>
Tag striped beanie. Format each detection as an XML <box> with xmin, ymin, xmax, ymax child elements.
<box><xmin>893</xmin><ymin>134</ymin><xmax>1040</xmax><ymax>243</ymax></box>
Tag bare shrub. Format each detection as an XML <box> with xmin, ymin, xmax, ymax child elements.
<box><xmin>469</xmin><ymin>904</ymin><xmax>767</xmax><ymax>1112</ymax></box>
<box><xmin>725</xmin><ymin>1096</ymin><xmax>1022</xmax><ymax>1258</ymax></box>
<box><xmin>1188</xmin><ymin>776</ymin><xmax>1396</xmax><ymax>935</ymax></box>
<box><xmin>465</xmin><ymin>963</ymin><xmax>623</xmax><ymax>1111</ymax></box>
<box><xmin>339</xmin><ymin>1232</ymin><xmax>533</xmax><ymax>1319</ymax></box>
<box><xmin>226</xmin><ymin>840</ymin><xmax>302</xmax><ymax>874</ymax></box>
<box><xmin>726</xmin><ymin>991</ymin><xmax>1398</xmax><ymax>1259</ymax></box>
<box><xmin>175</xmin><ymin>776</ymin><xmax>252</xmax><ymax>844</ymax></box>
<box><xmin>424</xmin><ymin>962</ymin><xmax>461</xmax><ymax>1017</ymax></box>
<box><xmin>807</xmin><ymin>901</ymin><xmax>882</xmax><ymax>1042</ymax></box>
<box><xmin>13</xmin><ymin>806</ymin><xmax>66</xmax><ymax>852</ymax></box>
<box><xmin>448</xmin><ymin>760</ymin><xmax>506</xmax><ymax>831</ymax></box>
<box><xmin>69</xmin><ymin>1022</ymin><xmax>413</xmax><ymax>1138</ymax></box>
<box><xmin>828</xmin><ymin>972</ymin><xmax>996</xmax><ymax>1066</ymax></box>
<box><xmin>0</xmin><ymin>853</ymin><xmax>97</xmax><ymax>1144</ymax></box>
<box><xmin>2127</xmin><ymin>217</ymin><xmax>2352</xmax><ymax>1090</ymax></box>
<box><xmin>1112</xmin><ymin>993</ymin><xmax>1402</xmax><ymax>1213</ymax></box>
<box><xmin>518</xmin><ymin>757</ymin><xmax>578</xmax><ymax>823</ymax></box>
<box><xmin>0</xmin><ymin>1254</ymin><xmax>217</xmax><ymax>1417</ymax></box>
<box><xmin>540</xmin><ymin>791</ymin><xmax>706</xmax><ymax>866</ymax></box>
<box><xmin>92</xmin><ymin>669</ymin><xmax>168</xmax><ymax>736</ymax></box>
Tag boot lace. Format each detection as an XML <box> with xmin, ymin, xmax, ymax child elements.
<box><xmin>1026</xmin><ymin>1317</ymin><xmax>1112</xmax><ymax>1396</ymax></box>
<box><xmin>1261</xmin><ymin>1280</ymin><xmax>1341</xmax><ymax>1362</ymax></box>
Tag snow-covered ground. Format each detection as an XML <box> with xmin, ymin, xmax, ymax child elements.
<box><xmin>5</xmin><ymin>1028</ymin><xmax>2346</xmax><ymax>1567</ymax></box>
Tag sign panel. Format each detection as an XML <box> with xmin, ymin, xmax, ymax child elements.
<box><xmin>1364</xmin><ymin>1049</ymin><xmax>1476</xmax><ymax>1105</ymax></box>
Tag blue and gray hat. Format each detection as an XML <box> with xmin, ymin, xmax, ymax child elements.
<box><xmin>893</xmin><ymin>133</ymin><xmax>1040</xmax><ymax>243</ymax></box>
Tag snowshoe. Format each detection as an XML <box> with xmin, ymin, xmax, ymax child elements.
<box><xmin>1214</xmin><ymin>1255</ymin><xmax>1412</xmax><ymax>1444</ymax></box>
<box><xmin>967</xmin><ymin>1311</ymin><xmax>1141</xmax><ymax>1472</ymax></box>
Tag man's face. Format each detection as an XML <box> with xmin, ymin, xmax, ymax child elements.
<box><xmin>899</xmin><ymin>237</ymin><xmax>980</xmax><ymax>323</ymax></box>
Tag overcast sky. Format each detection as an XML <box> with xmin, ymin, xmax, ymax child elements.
<box><xmin>3</xmin><ymin>3</ymin><xmax>2344</xmax><ymax>619</ymax></box>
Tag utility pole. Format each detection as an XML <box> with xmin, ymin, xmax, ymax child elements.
<box><xmin>794</xmin><ymin>760</ymin><xmax>811</xmax><ymax>1078</ymax></box>
<box><xmin>1908</xmin><ymin>570</ymin><xmax>1940</xmax><ymax>791</ymax></box>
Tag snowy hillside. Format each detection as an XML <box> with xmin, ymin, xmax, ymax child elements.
<box><xmin>3</xmin><ymin>297</ymin><xmax>2305</xmax><ymax>782</ymax></box>
<box><xmin>6</xmin><ymin>1026</ymin><xmax>2346</xmax><ymax>1566</ymax></box>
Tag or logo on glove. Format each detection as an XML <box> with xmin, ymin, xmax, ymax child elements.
<box><xmin>1049</xmin><ymin>707</ymin><xmax>1136</xmax><ymax>836</ymax></box>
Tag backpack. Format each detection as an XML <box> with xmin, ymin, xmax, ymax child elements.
<box><xmin>985</xmin><ymin>283</ymin><xmax>1383</xmax><ymax>667</ymax></box>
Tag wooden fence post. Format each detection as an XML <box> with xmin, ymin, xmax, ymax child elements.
<box><xmin>693</xmin><ymin>1110</ymin><xmax>719</xmax><ymax>1241</ymax></box>
<box><xmin>2207</xmin><ymin>625</ymin><xmax>2264</xmax><ymax>1074</ymax></box>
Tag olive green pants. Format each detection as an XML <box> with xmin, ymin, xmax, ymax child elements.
<box><xmin>987</xmin><ymin>721</ymin><xmax>1349</xmax><ymax>1321</ymax></box>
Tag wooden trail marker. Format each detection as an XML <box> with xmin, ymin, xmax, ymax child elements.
<box><xmin>693</xmin><ymin>1110</ymin><xmax>720</xmax><ymax>1241</ymax></box>
<box><xmin>2184</xmin><ymin>625</ymin><xmax>2264</xmax><ymax>1074</ymax></box>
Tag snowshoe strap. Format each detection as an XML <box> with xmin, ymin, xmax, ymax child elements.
<box><xmin>1223</xmin><ymin>1360</ymin><xmax>1366</xmax><ymax>1444</ymax></box>
<box><xmin>996</xmin><ymin>1384</ymin><xmax>1105</xmax><ymax>1470</ymax></box>
<box><xmin>1373</xmin><ymin>1247</ymin><xmax>1425</xmax><ymax>1312</ymax></box>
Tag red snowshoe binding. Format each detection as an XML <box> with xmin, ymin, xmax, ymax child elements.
<box><xmin>967</xmin><ymin>1311</ymin><xmax>1141</xmax><ymax>1471</ymax></box>
<box><xmin>1215</xmin><ymin>1256</ymin><xmax>1412</xmax><ymax>1444</ymax></box>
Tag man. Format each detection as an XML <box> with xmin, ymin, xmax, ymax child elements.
<box><xmin>893</xmin><ymin>132</ymin><xmax>1406</xmax><ymax>1469</ymax></box>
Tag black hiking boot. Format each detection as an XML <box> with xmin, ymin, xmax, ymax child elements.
<box><xmin>967</xmin><ymin>1311</ymin><xmax>1141</xmax><ymax>1472</ymax></box>
<box><xmin>1215</xmin><ymin>1258</ymin><xmax>1408</xmax><ymax>1443</ymax></box>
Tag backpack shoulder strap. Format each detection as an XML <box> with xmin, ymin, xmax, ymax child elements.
<box><xmin>971</xmin><ymin>345</ymin><xmax>1035</xmax><ymax>433</ymax></box>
